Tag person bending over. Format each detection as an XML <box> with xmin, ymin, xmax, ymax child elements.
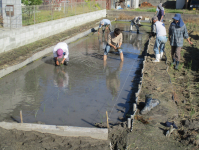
<box><xmin>103</xmin><ymin>28</ymin><xmax>123</xmax><ymax>61</ymax></box>
<box><xmin>98</xmin><ymin>19</ymin><xmax>111</xmax><ymax>34</ymax></box>
<box><xmin>53</xmin><ymin>42</ymin><xmax>69</xmax><ymax>66</ymax></box>
<box><xmin>130</xmin><ymin>16</ymin><xmax>142</xmax><ymax>34</ymax></box>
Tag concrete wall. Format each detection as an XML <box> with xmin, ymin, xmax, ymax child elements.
<box><xmin>0</xmin><ymin>9</ymin><xmax>106</xmax><ymax>53</ymax></box>
<box><xmin>1</xmin><ymin>0</ymin><xmax>22</xmax><ymax>28</ymax></box>
<box><xmin>139</xmin><ymin>0</ymin><xmax>168</xmax><ymax>6</ymax></box>
<box><xmin>107</xmin><ymin>10</ymin><xmax>199</xmax><ymax>21</ymax></box>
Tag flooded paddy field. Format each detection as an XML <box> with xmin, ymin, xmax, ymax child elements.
<box><xmin>0</xmin><ymin>23</ymin><xmax>144</xmax><ymax>127</ymax></box>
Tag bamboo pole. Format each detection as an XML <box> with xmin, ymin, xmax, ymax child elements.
<box><xmin>106</xmin><ymin>111</ymin><xmax>109</xmax><ymax>128</ymax></box>
<box><xmin>20</xmin><ymin>110</ymin><xmax>23</xmax><ymax>123</ymax></box>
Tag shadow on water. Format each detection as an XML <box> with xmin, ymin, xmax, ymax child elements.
<box><xmin>0</xmin><ymin>23</ymin><xmax>147</xmax><ymax>127</ymax></box>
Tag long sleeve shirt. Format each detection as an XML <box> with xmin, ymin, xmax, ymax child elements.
<box><xmin>53</xmin><ymin>42</ymin><xmax>69</xmax><ymax>61</ymax></box>
<box><xmin>169</xmin><ymin>24</ymin><xmax>189</xmax><ymax>47</ymax></box>
<box><xmin>108</xmin><ymin>32</ymin><xmax>123</xmax><ymax>46</ymax></box>
<box><xmin>132</xmin><ymin>17</ymin><xmax>141</xmax><ymax>25</ymax></box>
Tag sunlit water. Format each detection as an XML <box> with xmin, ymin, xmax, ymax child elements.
<box><xmin>0</xmin><ymin>23</ymin><xmax>144</xmax><ymax>127</ymax></box>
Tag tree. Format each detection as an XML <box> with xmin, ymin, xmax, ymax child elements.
<box><xmin>22</xmin><ymin>0</ymin><xmax>43</xmax><ymax>5</ymax></box>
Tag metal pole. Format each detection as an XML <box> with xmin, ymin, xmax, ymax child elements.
<box><xmin>9</xmin><ymin>8</ymin><xmax>11</xmax><ymax>30</ymax></box>
<box><xmin>34</xmin><ymin>5</ymin><xmax>35</xmax><ymax>24</ymax></box>
<box><xmin>75</xmin><ymin>1</ymin><xmax>76</xmax><ymax>15</ymax></box>
<box><xmin>83</xmin><ymin>2</ymin><xmax>84</xmax><ymax>13</ymax></box>
<box><xmin>64</xmin><ymin>2</ymin><xmax>65</xmax><ymax>14</ymax></box>
<box><xmin>51</xmin><ymin>4</ymin><xmax>53</xmax><ymax>20</ymax></box>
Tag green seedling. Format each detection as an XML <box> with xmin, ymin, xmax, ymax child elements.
<box><xmin>178</xmin><ymin>63</ymin><xmax>183</xmax><ymax>70</ymax></box>
<box><xmin>112</xmin><ymin>96</ymin><xmax>114</xmax><ymax>101</ymax></box>
<box><xmin>57</xmin><ymin>90</ymin><xmax>59</xmax><ymax>100</ymax></box>
<box><xmin>35</xmin><ymin>109</ymin><xmax>39</xmax><ymax>118</ymax></box>
<box><xmin>190</xmin><ymin>106</ymin><xmax>195</xmax><ymax>119</ymax></box>
<box><xmin>43</xmin><ymin>104</ymin><xmax>45</xmax><ymax>112</ymax></box>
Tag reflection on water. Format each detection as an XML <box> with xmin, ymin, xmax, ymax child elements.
<box><xmin>104</xmin><ymin>61</ymin><xmax>123</xmax><ymax>97</ymax></box>
<box><xmin>0</xmin><ymin>23</ymin><xmax>144</xmax><ymax>127</ymax></box>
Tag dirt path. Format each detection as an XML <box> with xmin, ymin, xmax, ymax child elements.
<box><xmin>0</xmin><ymin>126</ymin><xmax>110</xmax><ymax>150</ymax></box>
<box><xmin>126</xmin><ymin>20</ymin><xmax>199</xmax><ymax>149</ymax></box>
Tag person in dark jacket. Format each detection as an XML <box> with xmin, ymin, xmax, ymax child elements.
<box><xmin>169</xmin><ymin>14</ymin><xmax>193</xmax><ymax>70</ymax></box>
<box><xmin>157</xmin><ymin>3</ymin><xmax>164</xmax><ymax>22</ymax></box>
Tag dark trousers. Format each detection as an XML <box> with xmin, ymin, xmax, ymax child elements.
<box><xmin>171</xmin><ymin>46</ymin><xmax>182</xmax><ymax>61</ymax></box>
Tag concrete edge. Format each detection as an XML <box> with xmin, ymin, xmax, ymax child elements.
<box><xmin>0</xmin><ymin>122</ymin><xmax>108</xmax><ymax>140</ymax></box>
<box><xmin>0</xmin><ymin>26</ymin><xmax>98</xmax><ymax>79</ymax></box>
<box><xmin>128</xmin><ymin>36</ymin><xmax>151</xmax><ymax>132</ymax></box>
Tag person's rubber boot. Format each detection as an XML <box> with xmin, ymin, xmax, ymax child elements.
<box><xmin>172</xmin><ymin>59</ymin><xmax>176</xmax><ymax>65</ymax></box>
<box><xmin>137</xmin><ymin>30</ymin><xmax>139</xmax><ymax>34</ymax></box>
<box><xmin>153</xmin><ymin>54</ymin><xmax>160</xmax><ymax>62</ymax></box>
<box><xmin>175</xmin><ymin>61</ymin><xmax>179</xmax><ymax>70</ymax></box>
<box><xmin>160</xmin><ymin>52</ymin><xmax>163</xmax><ymax>59</ymax></box>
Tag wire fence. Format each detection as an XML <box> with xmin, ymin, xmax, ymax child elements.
<box><xmin>0</xmin><ymin>1</ymin><xmax>106</xmax><ymax>28</ymax></box>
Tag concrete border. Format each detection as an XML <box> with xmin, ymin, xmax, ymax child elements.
<box><xmin>0</xmin><ymin>26</ymin><xmax>98</xmax><ymax>79</ymax></box>
<box><xmin>0</xmin><ymin>122</ymin><xmax>108</xmax><ymax>140</ymax></box>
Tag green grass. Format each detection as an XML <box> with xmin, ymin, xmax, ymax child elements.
<box><xmin>164</xmin><ymin>9</ymin><xmax>183</xmax><ymax>14</ymax></box>
<box><xmin>187</xmin><ymin>60</ymin><xmax>192</xmax><ymax>70</ymax></box>
<box><xmin>130</xmin><ymin>7</ymin><xmax>197</xmax><ymax>14</ymax></box>
<box><xmin>22</xmin><ymin>2</ymin><xmax>104</xmax><ymax>26</ymax></box>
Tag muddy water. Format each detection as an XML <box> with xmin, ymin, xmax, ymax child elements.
<box><xmin>0</xmin><ymin>23</ymin><xmax>143</xmax><ymax>127</ymax></box>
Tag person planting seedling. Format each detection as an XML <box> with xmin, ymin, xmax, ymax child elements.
<box><xmin>53</xmin><ymin>42</ymin><xmax>69</xmax><ymax>66</ymax></box>
<box><xmin>98</xmin><ymin>19</ymin><xmax>112</xmax><ymax>34</ymax></box>
<box><xmin>130</xmin><ymin>16</ymin><xmax>142</xmax><ymax>34</ymax></box>
<box><xmin>103</xmin><ymin>28</ymin><xmax>123</xmax><ymax>61</ymax></box>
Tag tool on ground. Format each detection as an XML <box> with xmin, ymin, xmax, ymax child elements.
<box><xmin>20</xmin><ymin>110</ymin><xmax>23</xmax><ymax>123</ymax></box>
<box><xmin>106</xmin><ymin>111</ymin><xmax>109</xmax><ymax>128</ymax></box>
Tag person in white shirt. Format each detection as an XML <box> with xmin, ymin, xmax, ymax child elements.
<box><xmin>98</xmin><ymin>19</ymin><xmax>112</xmax><ymax>34</ymax></box>
<box><xmin>53</xmin><ymin>42</ymin><xmax>69</xmax><ymax>66</ymax></box>
<box><xmin>130</xmin><ymin>16</ymin><xmax>142</xmax><ymax>34</ymax></box>
<box><xmin>152</xmin><ymin>16</ymin><xmax>167</xmax><ymax>62</ymax></box>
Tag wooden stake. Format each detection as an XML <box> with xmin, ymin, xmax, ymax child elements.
<box><xmin>20</xmin><ymin>110</ymin><xmax>23</xmax><ymax>123</ymax></box>
<box><xmin>106</xmin><ymin>111</ymin><xmax>109</xmax><ymax>128</ymax></box>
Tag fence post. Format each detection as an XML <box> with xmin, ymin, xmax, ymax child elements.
<box><xmin>9</xmin><ymin>8</ymin><xmax>11</xmax><ymax>30</ymax></box>
<box><xmin>75</xmin><ymin>2</ymin><xmax>76</xmax><ymax>15</ymax></box>
<box><xmin>51</xmin><ymin>4</ymin><xmax>53</xmax><ymax>20</ymax></box>
<box><xmin>34</xmin><ymin>5</ymin><xmax>35</xmax><ymax>24</ymax></box>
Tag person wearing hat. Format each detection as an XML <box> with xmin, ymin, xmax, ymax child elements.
<box><xmin>103</xmin><ymin>28</ymin><xmax>123</xmax><ymax>61</ymax></box>
<box><xmin>130</xmin><ymin>16</ymin><xmax>142</xmax><ymax>34</ymax></box>
<box><xmin>169</xmin><ymin>14</ymin><xmax>193</xmax><ymax>70</ymax></box>
<box><xmin>152</xmin><ymin>16</ymin><xmax>167</xmax><ymax>62</ymax></box>
<box><xmin>53</xmin><ymin>42</ymin><xmax>69</xmax><ymax>66</ymax></box>
<box><xmin>155</xmin><ymin>3</ymin><xmax>165</xmax><ymax>17</ymax></box>
<box><xmin>157</xmin><ymin>3</ymin><xmax>164</xmax><ymax>22</ymax></box>
<box><xmin>98</xmin><ymin>19</ymin><xmax>111</xmax><ymax>34</ymax></box>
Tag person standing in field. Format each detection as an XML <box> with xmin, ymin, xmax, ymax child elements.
<box><xmin>169</xmin><ymin>14</ymin><xmax>193</xmax><ymax>70</ymax></box>
<box><xmin>157</xmin><ymin>3</ymin><xmax>165</xmax><ymax>22</ymax></box>
<box><xmin>130</xmin><ymin>16</ymin><xmax>142</xmax><ymax>34</ymax></box>
<box><xmin>53</xmin><ymin>42</ymin><xmax>69</xmax><ymax>66</ymax></box>
<box><xmin>103</xmin><ymin>28</ymin><xmax>123</xmax><ymax>61</ymax></box>
<box><xmin>152</xmin><ymin>16</ymin><xmax>167</xmax><ymax>62</ymax></box>
<box><xmin>98</xmin><ymin>19</ymin><xmax>112</xmax><ymax>34</ymax></box>
<box><xmin>155</xmin><ymin>3</ymin><xmax>165</xmax><ymax>17</ymax></box>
